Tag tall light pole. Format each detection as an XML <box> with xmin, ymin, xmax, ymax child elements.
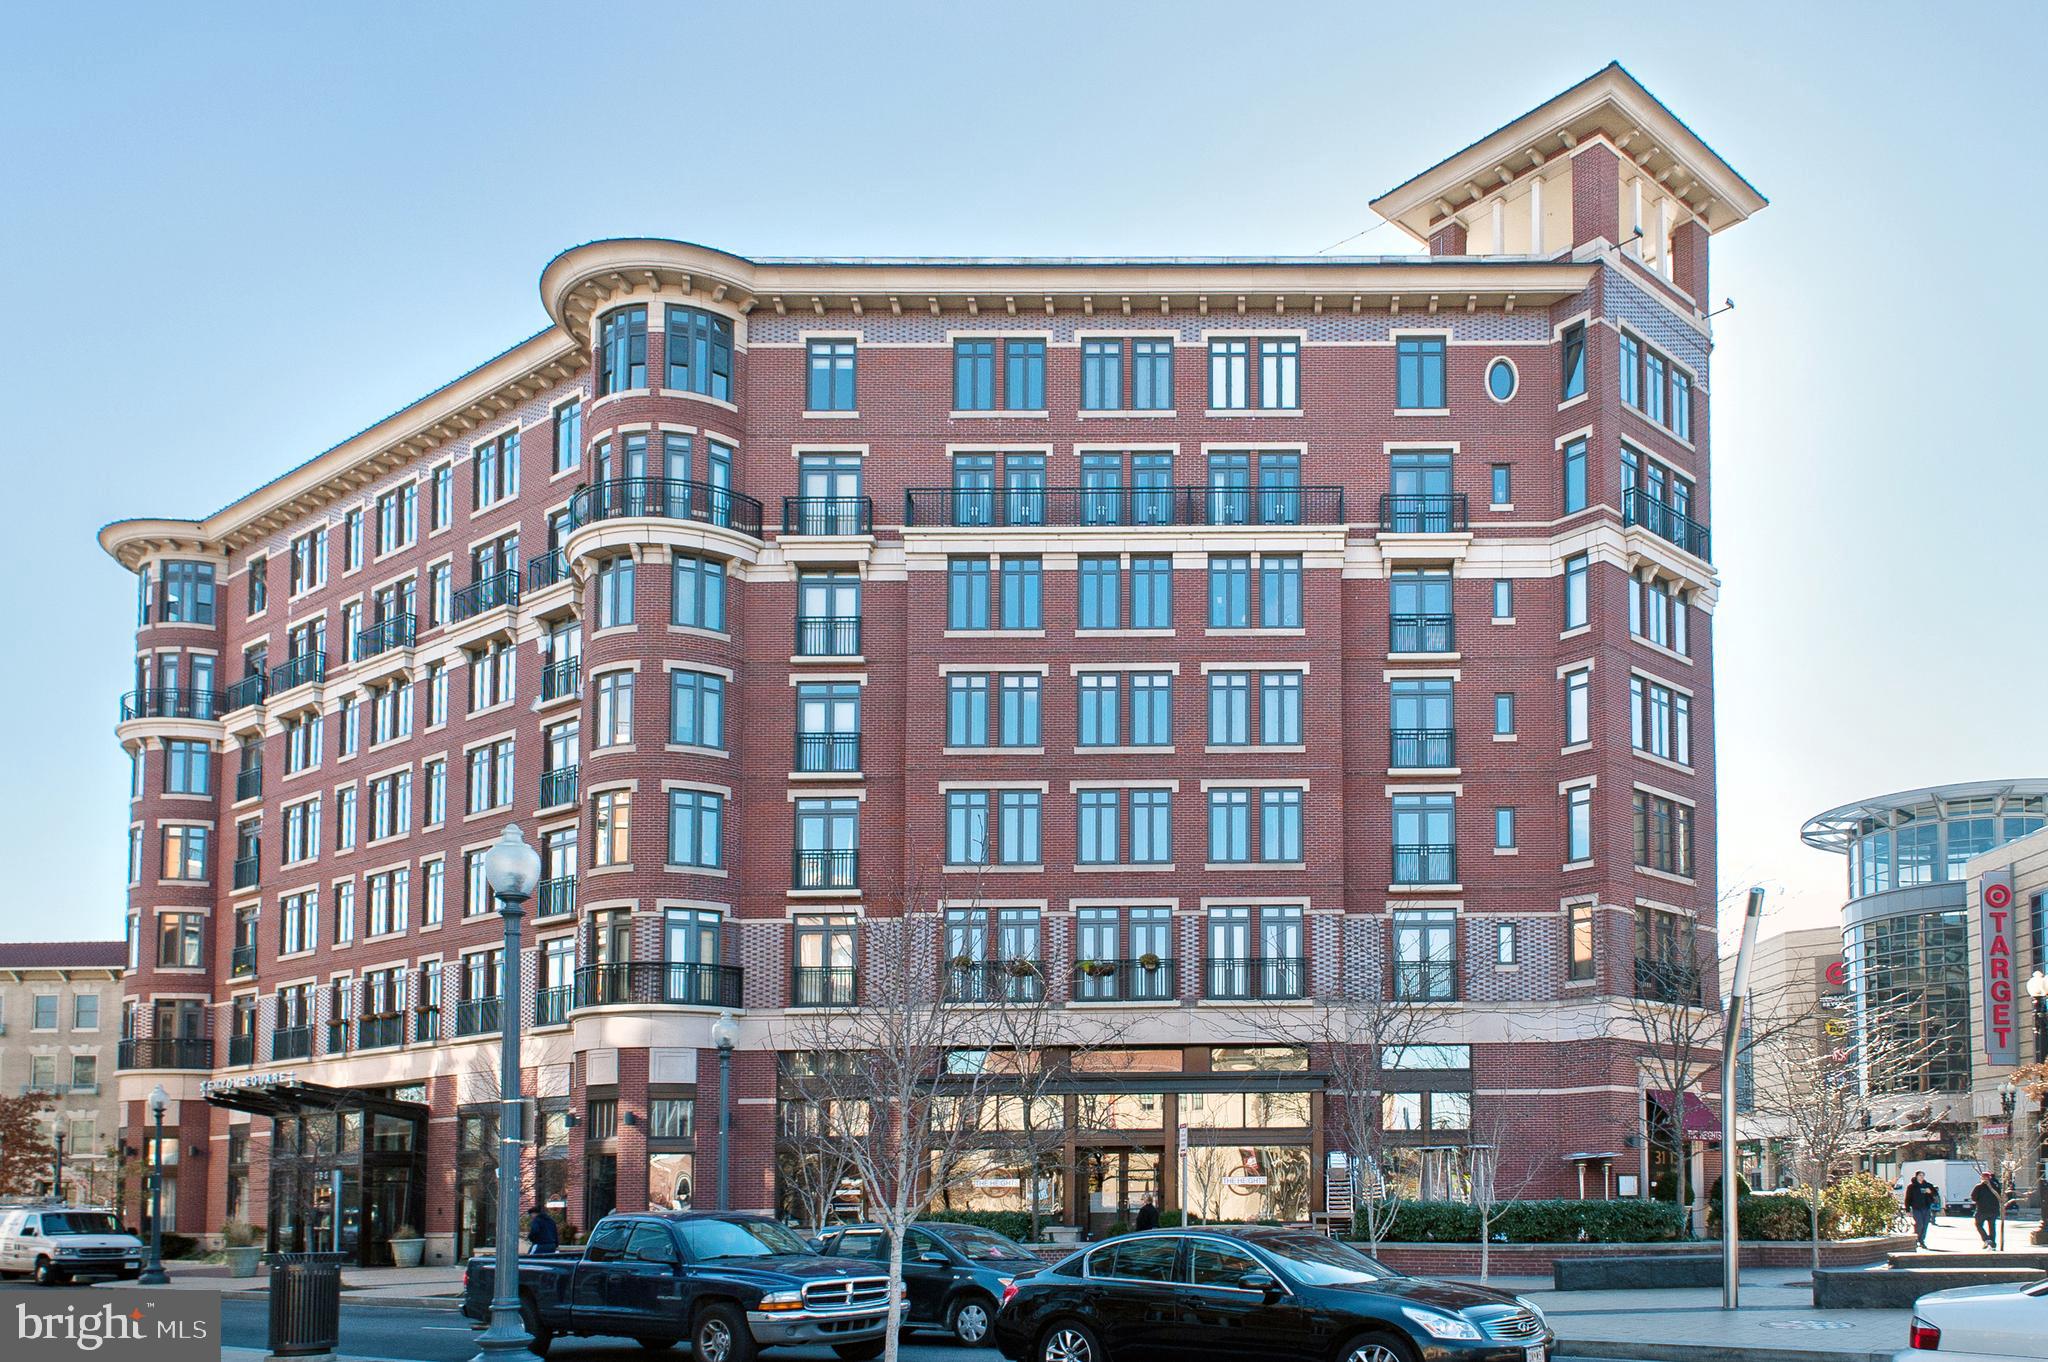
<box><xmin>474</xmin><ymin>825</ymin><xmax>543</xmax><ymax>1362</ymax></box>
<box><xmin>710</xmin><ymin>1012</ymin><xmax>740</xmax><ymax>1210</ymax></box>
<box><xmin>139</xmin><ymin>1084</ymin><xmax>170</xmax><ymax>1285</ymax></box>
<box><xmin>53</xmin><ymin>1126</ymin><xmax>65</xmax><ymax>1204</ymax></box>
<box><xmin>1721</xmin><ymin>886</ymin><xmax>1765</xmax><ymax>1310</ymax></box>
<box><xmin>1996</xmin><ymin>1080</ymin><xmax>2017</xmax><ymax>1252</ymax></box>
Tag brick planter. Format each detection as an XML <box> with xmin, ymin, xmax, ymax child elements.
<box><xmin>1366</xmin><ymin>1234</ymin><xmax>1913</xmax><ymax>1276</ymax></box>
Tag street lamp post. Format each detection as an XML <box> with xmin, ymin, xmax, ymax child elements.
<box><xmin>1721</xmin><ymin>886</ymin><xmax>1766</xmax><ymax>1311</ymax></box>
<box><xmin>710</xmin><ymin>1012</ymin><xmax>740</xmax><ymax>1211</ymax></box>
<box><xmin>139</xmin><ymin>1084</ymin><xmax>170</xmax><ymax>1285</ymax></box>
<box><xmin>474</xmin><ymin>825</ymin><xmax>543</xmax><ymax>1362</ymax></box>
<box><xmin>53</xmin><ymin>1127</ymin><xmax>65</xmax><ymax>1205</ymax></box>
<box><xmin>1996</xmin><ymin>1080</ymin><xmax>2017</xmax><ymax>1252</ymax></box>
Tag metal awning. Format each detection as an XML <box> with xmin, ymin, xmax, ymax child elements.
<box><xmin>201</xmin><ymin>1074</ymin><xmax>426</xmax><ymax>1119</ymax></box>
<box><xmin>1565</xmin><ymin>1151</ymin><xmax>1620</xmax><ymax>1162</ymax></box>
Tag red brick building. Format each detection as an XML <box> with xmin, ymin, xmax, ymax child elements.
<box><xmin>103</xmin><ymin>65</ymin><xmax>1763</xmax><ymax>1262</ymax></box>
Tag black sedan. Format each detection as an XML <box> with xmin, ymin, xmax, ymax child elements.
<box><xmin>817</xmin><ymin>1222</ymin><xmax>1047</xmax><ymax>1345</ymax></box>
<box><xmin>992</xmin><ymin>1227</ymin><xmax>1552</xmax><ymax>1362</ymax></box>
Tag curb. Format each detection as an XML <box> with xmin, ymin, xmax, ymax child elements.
<box><xmin>1558</xmin><ymin>1342</ymin><xmax>1889</xmax><ymax>1362</ymax></box>
<box><xmin>218</xmin><ymin>1288</ymin><xmax>466</xmax><ymax>1311</ymax></box>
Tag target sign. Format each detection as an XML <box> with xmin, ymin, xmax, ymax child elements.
<box><xmin>1981</xmin><ymin>868</ymin><xmax>2019</xmax><ymax>1064</ymax></box>
<box><xmin>1984</xmin><ymin>881</ymin><xmax>2013</xmax><ymax>910</ymax></box>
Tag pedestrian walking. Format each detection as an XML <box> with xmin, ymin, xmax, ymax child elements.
<box><xmin>1904</xmin><ymin>1171</ymin><xmax>1938</xmax><ymax>1248</ymax></box>
<box><xmin>1969</xmin><ymin>1172</ymin><xmax>2001</xmax><ymax>1248</ymax></box>
<box><xmin>527</xmin><ymin>1204</ymin><xmax>561</xmax><ymax>1255</ymax></box>
<box><xmin>1134</xmin><ymin>1196</ymin><xmax>1158</xmax><ymax>1232</ymax></box>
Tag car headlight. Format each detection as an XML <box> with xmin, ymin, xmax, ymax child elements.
<box><xmin>1513</xmin><ymin>1295</ymin><xmax>1549</xmax><ymax>1325</ymax></box>
<box><xmin>1401</xmin><ymin>1306</ymin><xmax>1482</xmax><ymax>1341</ymax></box>
<box><xmin>997</xmin><ymin>1276</ymin><xmax>1014</xmax><ymax>1288</ymax></box>
<box><xmin>756</xmin><ymin>1290</ymin><xmax>804</xmax><ymax>1312</ymax></box>
<box><xmin>55</xmin><ymin>1247</ymin><xmax>79</xmax><ymax>1257</ymax></box>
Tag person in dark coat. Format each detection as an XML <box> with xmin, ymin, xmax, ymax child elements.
<box><xmin>527</xmin><ymin>1205</ymin><xmax>561</xmax><ymax>1254</ymax></box>
<box><xmin>1969</xmin><ymin>1172</ymin><xmax>2001</xmax><ymax>1248</ymax></box>
<box><xmin>1133</xmin><ymin>1196</ymin><xmax>1159</xmax><ymax>1232</ymax></box>
<box><xmin>1903</xmin><ymin>1172</ymin><xmax>1938</xmax><ymax>1247</ymax></box>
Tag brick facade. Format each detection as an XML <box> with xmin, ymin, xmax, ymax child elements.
<box><xmin>104</xmin><ymin>69</ymin><xmax>1761</xmax><ymax>1255</ymax></box>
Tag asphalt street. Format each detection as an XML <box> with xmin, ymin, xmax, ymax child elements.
<box><xmin>0</xmin><ymin>1286</ymin><xmax>989</xmax><ymax>1362</ymax></box>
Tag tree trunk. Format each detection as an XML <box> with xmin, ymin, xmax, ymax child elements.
<box><xmin>1809</xmin><ymin>1195</ymin><xmax>1821</xmax><ymax>1275</ymax></box>
<box><xmin>1479</xmin><ymin>1212</ymin><xmax>1490</xmax><ymax>1282</ymax></box>
<box><xmin>884</xmin><ymin>1221</ymin><xmax>905</xmax><ymax>1362</ymax></box>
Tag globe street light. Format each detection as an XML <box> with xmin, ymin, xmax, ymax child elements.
<box><xmin>474</xmin><ymin>825</ymin><xmax>543</xmax><ymax>1362</ymax></box>
<box><xmin>709</xmin><ymin>1011</ymin><xmax>741</xmax><ymax>1210</ymax></box>
<box><xmin>139</xmin><ymin>1083</ymin><xmax>170</xmax><ymax>1285</ymax></box>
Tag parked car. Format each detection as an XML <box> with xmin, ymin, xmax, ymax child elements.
<box><xmin>816</xmin><ymin>1221</ymin><xmax>1047</xmax><ymax>1345</ymax></box>
<box><xmin>462</xmin><ymin>1210</ymin><xmax>901</xmax><ymax>1362</ymax></box>
<box><xmin>993</xmin><ymin>1227</ymin><xmax>1552</xmax><ymax>1362</ymax></box>
<box><xmin>1897</xmin><ymin>1278</ymin><xmax>2048</xmax><ymax>1361</ymax></box>
<box><xmin>0</xmin><ymin>1205</ymin><xmax>144</xmax><ymax>1285</ymax></box>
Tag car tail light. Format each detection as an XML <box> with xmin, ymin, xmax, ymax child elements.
<box><xmin>1910</xmin><ymin>1318</ymin><xmax>1940</xmax><ymax>1350</ymax></box>
<box><xmin>463</xmin><ymin>1268</ymin><xmax>471</xmax><ymax>1291</ymax></box>
<box><xmin>1000</xmin><ymin>1281</ymin><xmax>1019</xmax><ymax>1308</ymax></box>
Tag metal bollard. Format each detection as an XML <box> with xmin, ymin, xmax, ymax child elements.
<box><xmin>268</xmin><ymin>1252</ymin><xmax>345</xmax><ymax>1360</ymax></box>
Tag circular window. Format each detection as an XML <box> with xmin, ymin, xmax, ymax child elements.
<box><xmin>1487</xmin><ymin>358</ymin><xmax>1517</xmax><ymax>401</ymax></box>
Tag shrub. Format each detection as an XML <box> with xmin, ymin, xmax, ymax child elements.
<box><xmin>1707</xmin><ymin>1192</ymin><xmax>1835</xmax><ymax>1240</ymax></box>
<box><xmin>921</xmin><ymin>1210</ymin><xmax>1036</xmax><ymax>1242</ymax></box>
<box><xmin>1352</xmin><ymin>1200</ymin><xmax>1686</xmax><ymax>1244</ymax></box>
<box><xmin>1706</xmin><ymin>1173</ymin><xmax>1751</xmax><ymax>1203</ymax></box>
<box><xmin>161</xmin><ymin>1232</ymin><xmax>201</xmax><ymax>1260</ymax></box>
<box><xmin>1157</xmin><ymin>1212</ymin><xmax>1282</xmax><ymax>1229</ymax></box>
<box><xmin>1825</xmin><ymin>1172</ymin><xmax>1905</xmax><ymax>1238</ymax></box>
<box><xmin>220</xmin><ymin>1220</ymin><xmax>263</xmax><ymax>1249</ymax></box>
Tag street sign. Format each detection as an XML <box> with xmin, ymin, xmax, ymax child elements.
<box><xmin>1983</xmin><ymin>1123</ymin><xmax>2010</xmax><ymax>1139</ymax></box>
<box><xmin>1177</xmin><ymin>1124</ymin><xmax>1188</xmax><ymax>1155</ymax></box>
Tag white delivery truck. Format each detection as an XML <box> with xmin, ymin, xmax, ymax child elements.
<box><xmin>1896</xmin><ymin>1159</ymin><xmax>1987</xmax><ymax>1216</ymax></box>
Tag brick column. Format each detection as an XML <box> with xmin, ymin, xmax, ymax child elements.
<box><xmin>1427</xmin><ymin>219</ymin><xmax>1468</xmax><ymax>256</ymax></box>
<box><xmin>1671</xmin><ymin>219</ymin><xmax>1709</xmax><ymax>304</ymax></box>
<box><xmin>1572</xmin><ymin>144</ymin><xmax>1621</xmax><ymax>248</ymax></box>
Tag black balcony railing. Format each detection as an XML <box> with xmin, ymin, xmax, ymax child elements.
<box><xmin>1389</xmin><ymin>728</ymin><xmax>1456</xmax><ymax>769</ymax></box>
<box><xmin>271</xmin><ymin>1026</ymin><xmax>312</xmax><ymax>1061</ymax></box>
<box><xmin>795</xmin><ymin>732</ymin><xmax>861</xmax><ymax>773</ymax></box>
<box><xmin>353</xmin><ymin>613</ymin><xmax>416</xmax><ymax>661</ymax></box>
<box><xmin>1377</xmin><ymin>493</ymin><xmax>1469</xmax><ymax>534</ymax></box>
<box><xmin>534</xmin><ymin>986</ymin><xmax>572</xmax><ymax>1027</ymax></box>
<box><xmin>269</xmin><ymin>651</ymin><xmax>326</xmax><ymax>693</ymax></box>
<box><xmin>539</xmin><ymin>765</ymin><xmax>579</xmax><ymax>809</ymax></box>
<box><xmin>235</xmin><ymin>763</ymin><xmax>263</xmax><ymax>802</ymax></box>
<box><xmin>792</xmin><ymin>966</ymin><xmax>858</xmax><ymax>1008</ymax></box>
<box><xmin>527</xmin><ymin>547</ymin><xmax>570</xmax><ymax>591</ymax></box>
<box><xmin>795</xmin><ymin>616</ymin><xmax>862</xmax><ymax>657</ymax></box>
<box><xmin>535</xmin><ymin>875</ymin><xmax>576</xmax><ymax>918</ymax></box>
<box><xmin>117</xmin><ymin>1037</ymin><xmax>213</xmax><ymax>1070</ymax></box>
<box><xmin>1393</xmin><ymin>960</ymin><xmax>1460</xmax><ymax>1001</ymax></box>
<box><xmin>1635</xmin><ymin>957</ymin><xmax>1704</xmax><ymax>1005</ymax></box>
<box><xmin>1389</xmin><ymin>614</ymin><xmax>1455</xmax><ymax>654</ymax></box>
<box><xmin>1392</xmin><ymin>843</ymin><xmax>1459</xmax><ymax>885</ymax></box>
<box><xmin>793</xmin><ymin>847</ymin><xmax>858</xmax><ymax>891</ymax></box>
<box><xmin>539</xmin><ymin>656</ymin><xmax>581</xmax><ymax>703</ymax></box>
<box><xmin>224</xmin><ymin>674</ymin><xmax>266</xmax><ymax>711</ymax></box>
<box><xmin>1203</xmin><ymin>956</ymin><xmax>1307</xmax><ymax>1001</ymax></box>
<box><xmin>454</xmin><ymin>997</ymin><xmax>502</xmax><ymax>1036</ymax></box>
<box><xmin>1392</xmin><ymin>843</ymin><xmax>1458</xmax><ymax>888</ymax></box>
<box><xmin>325</xmin><ymin>1020</ymin><xmax>348</xmax><ymax>1054</ymax></box>
<box><xmin>356</xmin><ymin>1014</ymin><xmax>403</xmax><ymax>1050</ymax></box>
<box><xmin>944</xmin><ymin>959</ymin><xmax>1046</xmax><ymax>1004</ymax></box>
<box><xmin>783</xmin><ymin>496</ymin><xmax>874</xmax><ymax>536</ymax></box>
<box><xmin>413</xmin><ymin>1008</ymin><xmax>439</xmax><ymax>1043</ymax></box>
<box><xmin>1623</xmin><ymin>488</ymin><xmax>1712</xmax><ymax>561</ymax></box>
<box><xmin>572</xmin><ymin>961</ymin><xmax>744</xmax><ymax>1009</ymax></box>
<box><xmin>568</xmin><ymin>478</ymin><xmax>765</xmax><ymax>538</ymax></box>
<box><xmin>232</xmin><ymin>855</ymin><xmax>261</xmax><ymax>891</ymax></box>
<box><xmin>119</xmin><ymin>688</ymin><xmax>224</xmax><ymax>722</ymax></box>
<box><xmin>227</xmin><ymin>1034</ymin><xmax>255</xmax><ymax>1067</ymax></box>
<box><xmin>905</xmin><ymin>484</ymin><xmax>1346</xmax><ymax>528</ymax></box>
<box><xmin>451</xmin><ymin>571</ymin><xmax>520</xmax><ymax>622</ymax></box>
<box><xmin>230</xmin><ymin>943</ymin><xmax>257</xmax><ymax>977</ymax></box>
<box><xmin>1072</xmin><ymin>957</ymin><xmax>1178</xmax><ymax>1002</ymax></box>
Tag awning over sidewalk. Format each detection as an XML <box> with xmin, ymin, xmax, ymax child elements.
<box><xmin>1647</xmin><ymin>1089</ymin><xmax>1721</xmax><ymax>1137</ymax></box>
<box><xmin>200</xmin><ymin>1072</ymin><xmax>426</xmax><ymax>1120</ymax></box>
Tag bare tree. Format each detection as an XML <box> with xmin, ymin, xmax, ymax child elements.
<box><xmin>776</xmin><ymin>885</ymin><xmax>1125</xmax><ymax>1362</ymax></box>
<box><xmin>1265</xmin><ymin>988</ymin><xmax>1451</xmax><ymax>1253</ymax></box>
<box><xmin>1467</xmin><ymin>1114</ymin><xmax>1547</xmax><ymax>1283</ymax></box>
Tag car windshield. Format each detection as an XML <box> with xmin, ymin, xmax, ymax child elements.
<box><xmin>41</xmin><ymin>1213</ymin><xmax>121</xmax><ymax>1236</ymax></box>
<box><xmin>677</xmin><ymin>1218</ymin><xmax>811</xmax><ymax>1260</ymax></box>
<box><xmin>941</xmin><ymin>1228</ymin><xmax>1035</xmax><ymax>1261</ymax></box>
<box><xmin>1254</xmin><ymin>1235</ymin><xmax>1398</xmax><ymax>1285</ymax></box>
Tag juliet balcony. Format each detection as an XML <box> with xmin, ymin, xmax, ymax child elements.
<box><xmin>1634</xmin><ymin>957</ymin><xmax>1705</xmax><ymax>1005</ymax></box>
<box><xmin>1390</xmin><ymin>728</ymin><xmax>1456</xmax><ymax>770</ymax></box>
<box><xmin>568</xmin><ymin>479</ymin><xmax>765</xmax><ymax>539</ymax></box>
<box><xmin>783</xmin><ymin>496</ymin><xmax>874</xmax><ymax>536</ymax></box>
<box><xmin>117</xmin><ymin>1037</ymin><xmax>213</xmax><ymax>1070</ymax></box>
<box><xmin>1389</xmin><ymin>614</ymin><xmax>1455</xmax><ymax>655</ymax></box>
<box><xmin>1072</xmin><ymin>957</ymin><xmax>1178</xmax><ymax>1003</ymax></box>
<box><xmin>903</xmin><ymin>484</ymin><xmax>1345</xmax><ymax>529</ymax></box>
<box><xmin>791</xmin><ymin>966</ymin><xmax>858</xmax><ymax>1008</ymax></box>
<box><xmin>1202</xmin><ymin>956</ymin><xmax>1306</xmax><ymax>1002</ymax></box>
<box><xmin>1377</xmin><ymin>493</ymin><xmax>1469</xmax><ymax>534</ymax></box>
<box><xmin>1393</xmin><ymin>843</ymin><xmax>1459</xmax><ymax>886</ymax></box>
<box><xmin>1623</xmin><ymin>488</ymin><xmax>1711</xmax><ymax>561</ymax></box>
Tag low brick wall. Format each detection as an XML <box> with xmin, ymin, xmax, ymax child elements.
<box><xmin>1816</xmin><ymin>1266</ymin><xmax>2044</xmax><ymax>1309</ymax></box>
<box><xmin>1368</xmin><ymin>1235</ymin><xmax>1912</xmax><ymax>1276</ymax></box>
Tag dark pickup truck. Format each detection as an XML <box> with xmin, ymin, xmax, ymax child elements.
<box><xmin>463</xmin><ymin>1211</ymin><xmax>899</xmax><ymax>1362</ymax></box>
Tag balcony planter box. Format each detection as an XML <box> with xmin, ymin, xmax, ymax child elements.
<box><xmin>1078</xmin><ymin>960</ymin><xmax>1115</xmax><ymax>979</ymax></box>
<box><xmin>389</xmin><ymin>1235</ymin><xmax>425</xmax><ymax>1268</ymax></box>
<box><xmin>1137</xmin><ymin>953</ymin><xmax>1162</xmax><ymax>972</ymax></box>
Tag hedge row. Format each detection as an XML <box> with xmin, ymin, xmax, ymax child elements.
<box><xmin>1351</xmin><ymin>1199</ymin><xmax>1689</xmax><ymax>1243</ymax></box>
<box><xmin>1704</xmin><ymin>1174</ymin><xmax>1905</xmax><ymax>1241</ymax></box>
<box><xmin>920</xmin><ymin>1210</ymin><xmax>1039</xmax><ymax>1241</ymax></box>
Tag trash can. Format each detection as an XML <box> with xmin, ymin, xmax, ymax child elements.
<box><xmin>268</xmin><ymin>1252</ymin><xmax>345</xmax><ymax>1359</ymax></box>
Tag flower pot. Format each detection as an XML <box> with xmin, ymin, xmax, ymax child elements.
<box><xmin>389</xmin><ymin>1236</ymin><xmax>425</xmax><ymax>1268</ymax></box>
<box><xmin>224</xmin><ymin>1245</ymin><xmax>264</xmax><ymax>1278</ymax></box>
<box><xmin>1138</xmin><ymin>954</ymin><xmax>1162</xmax><ymax>971</ymax></box>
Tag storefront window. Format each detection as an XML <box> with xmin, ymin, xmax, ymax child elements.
<box><xmin>1075</xmin><ymin>1091</ymin><xmax>1165</xmax><ymax>1130</ymax></box>
<box><xmin>1181</xmin><ymin>1090</ymin><xmax>1310</xmax><ymax>1128</ymax></box>
<box><xmin>1183</xmin><ymin>1145</ymin><xmax>1310</xmax><ymax>1222</ymax></box>
<box><xmin>1072</xmin><ymin>1047</ymin><xmax>1183</xmax><ymax>1074</ymax></box>
<box><xmin>931</xmin><ymin>1149</ymin><xmax>1062</xmax><ymax>1218</ymax></box>
<box><xmin>1210</xmin><ymin>1045</ymin><xmax>1307</xmax><ymax>1073</ymax></box>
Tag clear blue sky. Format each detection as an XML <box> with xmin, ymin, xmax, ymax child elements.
<box><xmin>3</xmin><ymin>1</ymin><xmax>2042</xmax><ymax>946</ymax></box>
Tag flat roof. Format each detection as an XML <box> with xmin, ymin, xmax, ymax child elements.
<box><xmin>1800</xmin><ymin>778</ymin><xmax>2048</xmax><ymax>852</ymax></box>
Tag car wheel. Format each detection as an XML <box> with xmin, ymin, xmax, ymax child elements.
<box><xmin>832</xmin><ymin>1343</ymin><xmax>885</xmax><ymax>1362</ymax></box>
<box><xmin>1040</xmin><ymin>1320</ymin><xmax>1103</xmax><ymax>1362</ymax></box>
<box><xmin>1341</xmin><ymin>1333</ymin><xmax>1418</xmax><ymax>1362</ymax></box>
<box><xmin>519</xmin><ymin>1294</ymin><xmax>554</xmax><ymax>1359</ymax></box>
<box><xmin>33</xmin><ymin>1258</ymin><xmax>63</xmax><ymax>1287</ymax></box>
<box><xmin>694</xmin><ymin>1303</ymin><xmax>756</xmax><ymax>1362</ymax></box>
<box><xmin>949</xmin><ymin>1293</ymin><xmax>996</xmax><ymax>1346</ymax></box>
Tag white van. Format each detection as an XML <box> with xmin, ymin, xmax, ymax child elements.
<box><xmin>0</xmin><ymin>1205</ymin><xmax>144</xmax><ymax>1285</ymax></box>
